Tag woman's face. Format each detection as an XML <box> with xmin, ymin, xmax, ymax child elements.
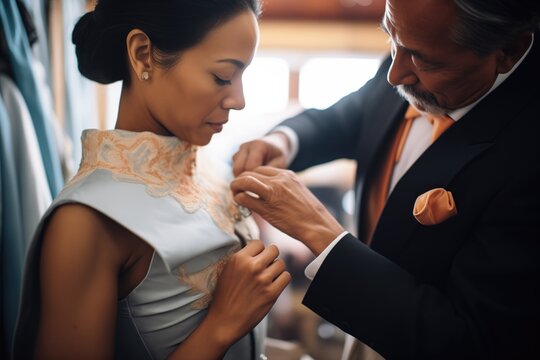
<box><xmin>143</xmin><ymin>10</ymin><xmax>259</xmax><ymax>145</ymax></box>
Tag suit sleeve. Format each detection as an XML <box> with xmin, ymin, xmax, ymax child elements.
<box><xmin>281</xmin><ymin>56</ymin><xmax>393</xmax><ymax>171</ymax></box>
<box><xmin>302</xmin><ymin>166</ymin><xmax>540</xmax><ymax>360</ymax></box>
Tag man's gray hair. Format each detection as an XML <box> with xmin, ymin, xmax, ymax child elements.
<box><xmin>452</xmin><ymin>0</ymin><xmax>540</xmax><ymax>55</ymax></box>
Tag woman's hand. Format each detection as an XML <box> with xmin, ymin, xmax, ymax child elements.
<box><xmin>207</xmin><ymin>240</ymin><xmax>291</xmax><ymax>346</ymax></box>
<box><xmin>168</xmin><ymin>240</ymin><xmax>290</xmax><ymax>359</ymax></box>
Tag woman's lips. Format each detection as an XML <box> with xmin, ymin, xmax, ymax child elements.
<box><xmin>207</xmin><ymin>120</ymin><xmax>227</xmax><ymax>133</ymax></box>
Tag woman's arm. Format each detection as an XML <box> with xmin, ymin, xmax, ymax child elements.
<box><xmin>35</xmin><ymin>205</ymin><xmax>290</xmax><ymax>360</ymax></box>
<box><xmin>35</xmin><ymin>204</ymin><xmax>124</xmax><ymax>360</ymax></box>
<box><xmin>167</xmin><ymin>240</ymin><xmax>291</xmax><ymax>360</ymax></box>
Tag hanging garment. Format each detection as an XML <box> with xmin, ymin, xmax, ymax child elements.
<box><xmin>0</xmin><ymin>0</ymin><xmax>63</xmax><ymax>196</ymax></box>
<box><xmin>0</xmin><ymin>95</ymin><xmax>25</xmax><ymax>359</ymax></box>
<box><xmin>0</xmin><ymin>73</ymin><xmax>52</xmax><ymax>250</ymax></box>
<box><xmin>19</xmin><ymin>0</ymin><xmax>53</xmax><ymax>88</ymax></box>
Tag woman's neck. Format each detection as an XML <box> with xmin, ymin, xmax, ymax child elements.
<box><xmin>115</xmin><ymin>84</ymin><xmax>172</xmax><ymax>136</ymax></box>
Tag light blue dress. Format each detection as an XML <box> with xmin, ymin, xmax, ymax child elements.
<box><xmin>13</xmin><ymin>129</ymin><xmax>265</xmax><ymax>360</ymax></box>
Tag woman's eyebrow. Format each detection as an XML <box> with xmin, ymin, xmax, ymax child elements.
<box><xmin>217</xmin><ymin>59</ymin><xmax>246</xmax><ymax>70</ymax></box>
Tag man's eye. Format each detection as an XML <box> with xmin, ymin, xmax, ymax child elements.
<box><xmin>214</xmin><ymin>75</ymin><xmax>232</xmax><ymax>86</ymax></box>
<box><xmin>411</xmin><ymin>56</ymin><xmax>437</xmax><ymax>71</ymax></box>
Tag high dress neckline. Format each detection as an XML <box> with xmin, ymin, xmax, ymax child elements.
<box><xmin>68</xmin><ymin>129</ymin><xmax>243</xmax><ymax>236</ymax></box>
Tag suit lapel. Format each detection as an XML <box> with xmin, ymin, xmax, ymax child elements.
<box><xmin>354</xmin><ymin>86</ymin><xmax>406</xmax><ymax>240</ymax></box>
<box><xmin>369</xmin><ymin>33</ymin><xmax>539</xmax><ymax>257</ymax></box>
<box><xmin>370</xmin><ymin>125</ymin><xmax>491</xmax><ymax>257</ymax></box>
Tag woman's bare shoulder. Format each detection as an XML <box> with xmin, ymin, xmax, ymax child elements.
<box><xmin>41</xmin><ymin>203</ymin><xmax>127</xmax><ymax>272</ymax></box>
<box><xmin>36</xmin><ymin>203</ymin><xmax>125</xmax><ymax>358</ymax></box>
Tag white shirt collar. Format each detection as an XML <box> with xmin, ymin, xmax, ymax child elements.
<box><xmin>449</xmin><ymin>33</ymin><xmax>534</xmax><ymax>121</ymax></box>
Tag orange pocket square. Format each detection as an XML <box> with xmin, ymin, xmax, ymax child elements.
<box><xmin>413</xmin><ymin>188</ymin><xmax>457</xmax><ymax>226</ymax></box>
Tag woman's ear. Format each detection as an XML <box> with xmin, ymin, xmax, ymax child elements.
<box><xmin>126</xmin><ymin>29</ymin><xmax>153</xmax><ymax>81</ymax></box>
<box><xmin>495</xmin><ymin>32</ymin><xmax>533</xmax><ymax>74</ymax></box>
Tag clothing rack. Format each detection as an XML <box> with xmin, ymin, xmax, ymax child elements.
<box><xmin>16</xmin><ymin>0</ymin><xmax>38</xmax><ymax>47</ymax></box>
<box><xmin>0</xmin><ymin>1</ymin><xmax>38</xmax><ymax>77</ymax></box>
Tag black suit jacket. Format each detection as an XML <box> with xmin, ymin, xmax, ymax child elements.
<box><xmin>281</xmin><ymin>37</ymin><xmax>540</xmax><ymax>359</ymax></box>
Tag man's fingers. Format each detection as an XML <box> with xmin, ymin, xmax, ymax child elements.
<box><xmin>232</xmin><ymin>146</ymin><xmax>264</xmax><ymax>177</ymax></box>
<box><xmin>244</xmin><ymin>190</ymin><xmax>260</xmax><ymax>199</ymax></box>
<box><xmin>243</xmin><ymin>150</ymin><xmax>266</xmax><ymax>174</ymax></box>
<box><xmin>252</xmin><ymin>165</ymin><xmax>283</xmax><ymax>176</ymax></box>
<box><xmin>266</xmin><ymin>157</ymin><xmax>287</xmax><ymax>169</ymax></box>
<box><xmin>232</xmin><ymin>148</ymin><xmax>248</xmax><ymax>177</ymax></box>
<box><xmin>230</xmin><ymin>175</ymin><xmax>270</xmax><ymax>200</ymax></box>
<box><xmin>233</xmin><ymin>192</ymin><xmax>264</xmax><ymax>215</ymax></box>
<box><xmin>232</xmin><ymin>141</ymin><xmax>270</xmax><ymax>176</ymax></box>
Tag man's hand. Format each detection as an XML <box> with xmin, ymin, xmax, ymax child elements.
<box><xmin>231</xmin><ymin>166</ymin><xmax>345</xmax><ymax>256</ymax></box>
<box><xmin>232</xmin><ymin>133</ymin><xmax>290</xmax><ymax>176</ymax></box>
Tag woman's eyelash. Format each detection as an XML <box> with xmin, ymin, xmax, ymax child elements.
<box><xmin>213</xmin><ymin>75</ymin><xmax>232</xmax><ymax>86</ymax></box>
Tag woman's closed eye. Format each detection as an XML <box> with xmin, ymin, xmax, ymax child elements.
<box><xmin>213</xmin><ymin>75</ymin><xmax>232</xmax><ymax>86</ymax></box>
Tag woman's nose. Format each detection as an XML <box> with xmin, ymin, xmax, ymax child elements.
<box><xmin>223</xmin><ymin>82</ymin><xmax>246</xmax><ymax>111</ymax></box>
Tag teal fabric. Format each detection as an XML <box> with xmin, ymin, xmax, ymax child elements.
<box><xmin>0</xmin><ymin>0</ymin><xmax>63</xmax><ymax>196</ymax></box>
<box><xmin>20</xmin><ymin>0</ymin><xmax>52</xmax><ymax>87</ymax></box>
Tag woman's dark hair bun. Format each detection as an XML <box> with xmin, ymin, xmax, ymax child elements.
<box><xmin>72</xmin><ymin>11</ymin><xmax>126</xmax><ymax>84</ymax></box>
<box><xmin>71</xmin><ymin>0</ymin><xmax>261</xmax><ymax>84</ymax></box>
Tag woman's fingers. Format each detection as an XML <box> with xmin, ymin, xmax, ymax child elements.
<box><xmin>234</xmin><ymin>242</ymin><xmax>288</xmax><ymax>290</ymax></box>
<box><xmin>264</xmin><ymin>257</ymin><xmax>287</xmax><ymax>282</ymax></box>
<box><xmin>254</xmin><ymin>243</ymin><xmax>279</xmax><ymax>267</ymax></box>
<box><xmin>270</xmin><ymin>270</ymin><xmax>292</xmax><ymax>294</ymax></box>
<box><xmin>240</xmin><ymin>239</ymin><xmax>265</xmax><ymax>256</ymax></box>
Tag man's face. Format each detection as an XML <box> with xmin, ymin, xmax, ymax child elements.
<box><xmin>382</xmin><ymin>0</ymin><xmax>502</xmax><ymax>114</ymax></box>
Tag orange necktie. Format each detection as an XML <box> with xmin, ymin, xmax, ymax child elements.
<box><xmin>364</xmin><ymin>105</ymin><xmax>454</xmax><ymax>245</ymax></box>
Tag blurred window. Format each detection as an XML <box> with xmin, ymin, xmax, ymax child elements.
<box><xmin>299</xmin><ymin>57</ymin><xmax>380</xmax><ymax>109</ymax></box>
<box><xmin>243</xmin><ymin>57</ymin><xmax>290</xmax><ymax>113</ymax></box>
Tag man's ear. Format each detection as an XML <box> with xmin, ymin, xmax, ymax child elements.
<box><xmin>495</xmin><ymin>32</ymin><xmax>533</xmax><ymax>74</ymax></box>
<box><xmin>126</xmin><ymin>29</ymin><xmax>153</xmax><ymax>81</ymax></box>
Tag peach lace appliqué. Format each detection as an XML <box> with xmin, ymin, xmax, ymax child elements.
<box><xmin>69</xmin><ymin>129</ymin><xmax>243</xmax><ymax>236</ymax></box>
<box><xmin>178</xmin><ymin>245</ymin><xmax>240</xmax><ymax>309</ymax></box>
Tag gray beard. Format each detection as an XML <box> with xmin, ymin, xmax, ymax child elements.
<box><xmin>396</xmin><ymin>85</ymin><xmax>451</xmax><ymax>115</ymax></box>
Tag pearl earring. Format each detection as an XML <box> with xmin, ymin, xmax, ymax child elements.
<box><xmin>141</xmin><ymin>71</ymin><xmax>149</xmax><ymax>81</ymax></box>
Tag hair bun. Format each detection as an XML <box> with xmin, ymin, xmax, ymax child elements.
<box><xmin>72</xmin><ymin>11</ymin><xmax>126</xmax><ymax>84</ymax></box>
